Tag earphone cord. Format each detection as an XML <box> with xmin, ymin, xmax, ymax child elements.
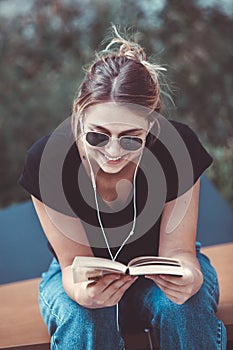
<box><xmin>90</xmin><ymin>151</ymin><xmax>142</xmax><ymax>261</ymax></box>
<box><xmin>80</xmin><ymin>116</ymin><xmax>143</xmax><ymax>331</ymax></box>
<box><xmin>85</xmin><ymin>147</ymin><xmax>143</xmax><ymax>332</ymax></box>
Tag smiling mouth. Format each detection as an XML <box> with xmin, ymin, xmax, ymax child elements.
<box><xmin>104</xmin><ymin>154</ymin><xmax>123</xmax><ymax>161</ymax></box>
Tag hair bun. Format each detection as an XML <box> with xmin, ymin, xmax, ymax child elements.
<box><xmin>103</xmin><ymin>25</ymin><xmax>167</xmax><ymax>81</ymax></box>
<box><xmin>103</xmin><ymin>25</ymin><xmax>147</xmax><ymax>63</ymax></box>
<box><xmin>119</xmin><ymin>42</ymin><xmax>147</xmax><ymax>62</ymax></box>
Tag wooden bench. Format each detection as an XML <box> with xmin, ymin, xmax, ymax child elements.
<box><xmin>0</xmin><ymin>242</ymin><xmax>232</xmax><ymax>350</ymax></box>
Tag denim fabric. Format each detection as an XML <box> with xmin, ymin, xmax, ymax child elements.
<box><xmin>39</xmin><ymin>242</ymin><xmax>227</xmax><ymax>350</ymax></box>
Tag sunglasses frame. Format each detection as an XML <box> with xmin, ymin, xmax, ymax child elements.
<box><xmin>83</xmin><ymin>131</ymin><xmax>146</xmax><ymax>152</ymax></box>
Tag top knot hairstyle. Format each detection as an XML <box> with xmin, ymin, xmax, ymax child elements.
<box><xmin>72</xmin><ymin>25</ymin><xmax>167</xmax><ymax>140</ymax></box>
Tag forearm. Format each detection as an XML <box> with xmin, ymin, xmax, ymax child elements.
<box><xmin>61</xmin><ymin>265</ymin><xmax>90</xmax><ymax>306</ymax></box>
<box><xmin>145</xmin><ymin>248</ymin><xmax>204</xmax><ymax>304</ymax></box>
<box><xmin>61</xmin><ymin>266</ymin><xmax>94</xmax><ymax>308</ymax></box>
<box><xmin>160</xmin><ymin>247</ymin><xmax>203</xmax><ymax>285</ymax></box>
<box><xmin>62</xmin><ymin>265</ymin><xmax>76</xmax><ymax>301</ymax></box>
<box><xmin>161</xmin><ymin>248</ymin><xmax>201</xmax><ymax>271</ymax></box>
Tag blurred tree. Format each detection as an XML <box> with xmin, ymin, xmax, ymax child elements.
<box><xmin>0</xmin><ymin>0</ymin><xmax>232</xmax><ymax>208</ymax></box>
<box><xmin>154</xmin><ymin>0</ymin><xmax>233</xmax><ymax>204</ymax></box>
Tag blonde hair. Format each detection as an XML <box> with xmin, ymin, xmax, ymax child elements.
<box><xmin>72</xmin><ymin>25</ymin><xmax>167</xmax><ymax>143</ymax></box>
<box><xmin>104</xmin><ymin>25</ymin><xmax>167</xmax><ymax>89</ymax></box>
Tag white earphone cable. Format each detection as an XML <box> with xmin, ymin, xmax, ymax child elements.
<box><xmin>84</xmin><ymin>137</ymin><xmax>143</xmax><ymax>261</ymax></box>
<box><xmin>80</xmin><ymin>116</ymin><xmax>143</xmax><ymax>331</ymax></box>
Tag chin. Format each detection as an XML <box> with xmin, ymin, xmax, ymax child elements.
<box><xmin>100</xmin><ymin>164</ymin><xmax>125</xmax><ymax>174</ymax></box>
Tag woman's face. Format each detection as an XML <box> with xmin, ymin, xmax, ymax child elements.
<box><xmin>80</xmin><ymin>102</ymin><xmax>150</xmax><ymax>174</ymax></box>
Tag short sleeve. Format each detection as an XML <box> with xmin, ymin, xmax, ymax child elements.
<box><xmin>19</xmin><ymin>120</ymin><xmax>91</xmax><ymax>220</ymax></box>
<box><xmin>18</xmin><ymin>127</ymin><xmax>82</xmax><ymax>218</ymax></box>
<box><xmin>18</xmin><ymin>136</ymin><xmax>49</xmax><ymax>201</ymax></box>
<box><xmin>150</xmin><ymin>120</ymin><xmax>213</xmax><ymax>202</ymax></box>
<box><xmin>178</xmin><ymin>122</ymin><xmax>213</xmax><ymax>179</ymax></box>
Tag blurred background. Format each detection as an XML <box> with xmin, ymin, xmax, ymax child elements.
<box><xmin>0</xmin><ymin>0</ymin><xmax>233</xmax><ymax>209</ymax></box>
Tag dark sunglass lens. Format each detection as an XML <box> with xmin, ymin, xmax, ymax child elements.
<box><xmin>86</xmin><ymin>132</ymin><xmax>109</xmax><ymax>147</ymax></box>
<box><xmin>120</xmin><ymin>137</ymin><xmax>143</xmax><ymax>151</ymax></box>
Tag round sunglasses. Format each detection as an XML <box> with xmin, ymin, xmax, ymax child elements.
<box><xmin>84</xmin><ymin>131</ymin><xmax>145</xmax><ymax>151</ymax></box>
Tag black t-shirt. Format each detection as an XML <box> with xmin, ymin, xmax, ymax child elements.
<box><xmin>19</xmin><ymin>118</ymin><xmax>213</xmax><ymax>264</ymax></box>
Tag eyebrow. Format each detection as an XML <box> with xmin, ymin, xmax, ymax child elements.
<box><xmin>88</xmin><ymin>124</ymin><xmax>144</xmax><ymax>136</ymax></box>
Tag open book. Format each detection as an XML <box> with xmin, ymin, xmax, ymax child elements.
<box><xmin>72</xmin><ymin>256</ymin><xmax>183</xmax><ymax>283</ymax></box>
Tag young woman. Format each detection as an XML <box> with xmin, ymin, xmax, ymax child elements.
<box><xmin>19</xmin><ymin>27</ymin><xmax>226</xmax><ymax>350</ymax></box>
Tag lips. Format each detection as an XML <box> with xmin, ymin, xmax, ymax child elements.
<box><xmin>104</xmin><ymin>154</ymin><xmax>122</xmax><ymax>161</ymax></box>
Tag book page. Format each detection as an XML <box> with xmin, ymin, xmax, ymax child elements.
<box><xmin>73</xmin><ymin>266</ymin><xmax>124</xmax><ymax>283</ymax></box>
<box><xmin>128</xmin><ymin>256</ymin><xmax>181</xmax><ymax>267</ymax></box>
<box><xmin>72</xmin><ymin>256</ymin><xmax>127</xmax><ymax>283</ymax></box>
<box><xmin>72</xmin><ymin>256</ymin><xmax>126</xmax><ymax>270</ymax></box>
<box><xmin>128</xmin><ymin>264</ymin><xmax>183</xmax><ymax>276</ymax></box>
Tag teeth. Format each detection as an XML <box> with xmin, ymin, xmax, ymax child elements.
<box><xmin>104</xmin><ymin>154</ymin><xmax>122</xmax><ymax>161</ymax></box>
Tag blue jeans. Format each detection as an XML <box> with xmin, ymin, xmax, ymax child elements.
<box><xmin>39</xmin><ymin>243</ymin><xmax>227</xmax><ymax>349</ymax></box>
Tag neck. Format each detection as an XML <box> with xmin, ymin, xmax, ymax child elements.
<box><xmin>77</xmin><ymin>139</ymin><xmax>141</xmax><ymax>203</ymax></box>
<box><xmin>97</xmin><ymin>160</ymin><xmax>136</xmax><ymax>183</ymax></box>
<box><xmin>95</xmin><ymin>162</ymin><xmax>136</xmax><ymax>203</ymax></box>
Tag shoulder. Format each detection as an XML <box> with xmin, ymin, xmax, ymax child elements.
<box><xmin>148</xmin><ymin>118</ymin><xmax>213</xmax><ymax>202</ymax></box>
<box><xmin>167</xmin><ymin>119</ymin><xmax>213</xmax><ymax>164</ymax></box>
<box><xmin>26</xmin><ymin>135</ymin><xmax>50</xmax><ymax>161</ymax></box>
<box><xmin>168</xmin><ymin>119</ymin><xmax>193</xmax><ymax>133</ymax></box>
<box><xmin>19</xmin><ymin>122</ymin><xmax>81</xmax><ymax>208</ymax></box>
<box><xmin>151</xmin><ymin>118</ymin><xmax>212</xmax><ymax>162</ymax></box>
<box><xmin>168</xmin><ymin>119</ymin><xmax>200</xmax><ymax>143</ymax></box>
<box><xmin>25</xmin><ymin>122</ymin><xmax>80</xmax><ymax>167</ymax></box>
<box><xmin>160</xmin><ymin>119</ymin><xmax>200</xmax><ymax>144</ymax></box>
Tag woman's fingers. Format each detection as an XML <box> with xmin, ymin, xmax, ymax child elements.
<box><xmin>88</xmin><ymin>273</ymin><xmax>121</xmax><ymax>290</ymax></box>
<box><xmin>146</xmin><ymin>276</ymin><xmax>190</xmax><ymax>304</ymax></box>
<box><xmin>151</xmin><ymin>275</ymin><xmax>183</xmax><ymax>293</ymax></box>
<box><xmin>145</xmin><ymin>269</ymin><xmax>193</xmax><ymax>286</ymax></box>
<box><xmin>109</xmin><ymin>276</ymin><xmax>138</xmax><ymax>304</ymax></box>
<box><xmin>145</xmin><ymin>273</ymin><xmax>198</xmax><ymax>305</ymax></box>
<box><xmin>101</xmin><ymin>275</ymin><xmax>137</xmax><ymax>303</ymax></box>
<box><xmin>86</xmin><ymin>274</ymin><xmax>138</xmax><ymax>307</ymax></box>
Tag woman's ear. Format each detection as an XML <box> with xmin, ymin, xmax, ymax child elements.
<box><xmin>79</xmin><ymin>114</ymin><xmax>85</xmax><ymax>134</ymax></box>
<box><xmin>147</xmin><ymin>121</ymin><xmax>155</xmax><ymax>134</ymax></box>
<box><xmin>147</xmin><ymin>119</ymin><xmax>160</xmax><ymax>139</ymax></box>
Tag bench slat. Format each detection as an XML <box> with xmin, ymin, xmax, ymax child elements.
<box><xmin>0</xmin><ymin>278</ymin><xmax>50</xmax><ymax>348</ymax></box>
<box><xmin>202</xmin><ymin>242</ymin><xmax>233</xmax><ymax>340</ymax></box>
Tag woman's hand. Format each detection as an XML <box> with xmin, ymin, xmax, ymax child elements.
<box><xmin>153</xmin><ymin>180</ymin><xmax>204</xmax><ymax>305</ymax></box>
<box><xmin>145</xmin><ymin>259</ymin><xmax>203</xmax><ymax>305</ymax></box>
<box><xmin>63</xmin><ymin>266</ymin><xmax>138</xmax><ymax>308</ymax></box>
<box><xmin>73</xmin><ymin>273</ymin><xmax>138</xmax><ymax>308</ymax></box>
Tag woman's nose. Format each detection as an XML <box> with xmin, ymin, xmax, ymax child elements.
<box><xmin>104</xmin><ymin>138</ymin><xmax>122</xmax><ymax>155</ymax></box>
